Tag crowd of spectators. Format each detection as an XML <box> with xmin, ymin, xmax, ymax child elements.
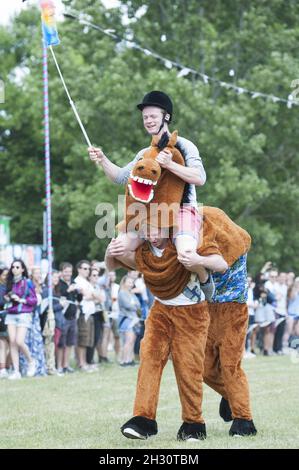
<box><xmin>0</xmin><ymin>258</ymin><xmax>298</xmax><ymax>379</ymax></box>
<box><xmin>0</xmin><ymin>259</ymin><xmax>152</xmax><ymax>379</ymax></box>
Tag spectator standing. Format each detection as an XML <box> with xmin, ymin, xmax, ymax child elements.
<box><xmin>41</xmin><ymin>270</ymin><xmax>66</xmax><ymax>374</ymax></box>
<box><xmin>254</xmin><ymin>273</ymin><xmax>276</xmax><ymax>355</ymax></box>
<box><xmin>131</xmin><ymin>273</ymin><xmax>149</xmax><ymax>359</ymax></box>
<box><xmin>244</xmin><ymin>276</ymin><xmax>258</xmax><ymax>358</ymax></box>
<box><xmin>272</xmin><ymin>272</ymin><xmax>288</xmax><ymax>354</ymax></box>
<box><xmin>285</xmin><ymin>278</ymin><xmax>299</xmax><ymax>350</ymax></box>
<box><xmin>74</xmin><ymin>260</ymin><xmax>96</xmax><ymax>371</ymax></box>
<box><xmin>19</xmin><ymin>266</ymin><xmax>47</xmax><ymax>377</ymax></box>
<box><xmin>57</xmin><ymin>262</ymin><xmax>82</xmax><ymax>373</ymax></box>
<box><xmin>100</xmin><ymin>271</ymin><xmax>120</xmax><ymax>363</ymax></box>
<box><xmin>0</xmin><ymin>267</ymin><xmax>9</xmax><ymax>378</ymax></box>
<box><xmin>4</xmin><ymin>260</ymin><xmax>37</xmax><ymax>379</ymax></box>
<box><xmin>86</xmin><ymin>269</ymin><xmax>106</xmax><ymax>365</ymax></box>
<box><xmin>118</xmin><ymin>275</ymin><xmax>141</xmax><ymax>367</ymax></box>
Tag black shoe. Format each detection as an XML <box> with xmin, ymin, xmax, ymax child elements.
<box><xmin>99</xmin><ymin>356</ymin><xmax>110</xmax><ymax>363</ymax></box>
<box><xmin>121</xmin><ymin>416</ymin><xmax>158</xmax><ymax>440</ymax></box>
<box><xmin>127</xmin><ymin>361</ymin><xmax>136</xmax><ymax>366</ymax></box>
<box><xmin>229</xmin><ymin>418</ymin><xmax>257</xmax><ymax>436</ymax></box>
<box><xmin>219</xmin><ymin>397</ymin><xmax>233</xmax><ymax>422</ymax></box>
<box><xmin>63</xmin><ymin>366</ymin><xmax>75</xmax><ymax>373</ymax></box>
<box><xmin>177</xmin><ymin>422</ymin><xmax>206</xmax><ymax>441</ymax></box>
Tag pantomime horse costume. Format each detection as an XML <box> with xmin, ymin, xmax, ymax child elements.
<box><xmin>116</xmin><ymin>131</ymin><xmax>257</xmax><ymax>440</ymax></box>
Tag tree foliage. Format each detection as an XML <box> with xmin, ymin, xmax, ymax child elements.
<box><xmin>0</xmin><ymin>0</ymin><xmax>298</xmax><ymax>273</ymax></box>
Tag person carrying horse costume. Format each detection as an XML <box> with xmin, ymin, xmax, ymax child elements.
<box><xmin>106</xmin><ymin>206</ymin><xmax>257</xmax><ymax>440</ymax></box>
<box><xmin>88</xmin><ymin>91</ymin><xmax>206</xmax><ymax>268</ymax></box>
<box><xmin>106</xmin><ymin>218</ymin><xmax>222</xmax><ymax>442</ymax></box>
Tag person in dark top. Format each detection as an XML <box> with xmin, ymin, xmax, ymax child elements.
<box><xmin>57</xmin><ymin>262</ymin><xmax>82</xmax><ymax>373</ymax></box>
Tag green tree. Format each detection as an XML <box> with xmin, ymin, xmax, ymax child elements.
<box><xmin>0</xmin><ymin>0</ymin><xmax>298</xmax><ymax>274</ymax></box>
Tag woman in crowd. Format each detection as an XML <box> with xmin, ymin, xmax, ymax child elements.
<box><xmin>244</xmin><ymin>275</ymin><xmax>258</xmax><ymax>358</ymax></box>
<box><xmin>118</xmin><ymin>275</ymin><xmax>141</xmax><ymax>367</ymax></box>
<box><xmin>4</xmin><ymin>259</ymin><xmax>37</xmax><ymax>379</ymax></box>
<box><xmin>19</xmin><ymin>266</ymin><xmax>46</xmax><ymax>376</ymax></box>
<box><xmin>285</xmin><ymin>277</ymin><xmax>299</xmax><ymax>348</ymax></box>
<box><xmin>41</xmin><ymin>270</ymin><xmax>66</xmax><ymax>374</ymax></box>
<box><xmin>0</xmin><ymin>267</ymin><xmax>9</xmax><ymax>378</ymax></box>
<box><xmin>100</xmin><ymin>271</ymin><xmax>120</xmax><ymax>363</ymax></box>
<box><xmin>74</xmin><ymin>260</ymin><xmax>96</xmax><ymax>371</ymax></box>
<box><xmin>254</xmin><ymin>273</ymin><xmax>276</xmax><ymax>355</ymax></box>
<box><xmin>86</xmin><ymin>268</ymin><xmax>106</xmax><ymax>366</ymax></box>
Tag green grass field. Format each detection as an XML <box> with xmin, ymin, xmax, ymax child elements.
<box><xmin>1</xmin><ymin>355</ymin><xmax>298</xmax><ymax>449</ymax></box>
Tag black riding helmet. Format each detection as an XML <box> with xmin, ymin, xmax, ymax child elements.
<box><xmin>137</xmin><ymin>91</ymin><xmax>173</xmax><ymax>123</ymax></box>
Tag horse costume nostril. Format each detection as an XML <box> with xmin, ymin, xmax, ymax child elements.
<box><xmin>151</xmin><ymin>170</ymin><xmax>158</xmax><ymax>175</ymax></box>
<box><xmin>137</xmin><ymin>165</ymin><xmax>145</xmax><ymax>171</ymax></box>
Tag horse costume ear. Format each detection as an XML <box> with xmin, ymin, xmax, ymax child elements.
<box><xmin>168</xmin><ymin>130</ymin><xmax>178</xmax><ymax>147</ymax></box>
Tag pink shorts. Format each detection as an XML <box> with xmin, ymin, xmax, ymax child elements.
<box><xmin>174</xmin><ymin>206</ymin><xmax>202</xmax><ymax>242</ymax></box>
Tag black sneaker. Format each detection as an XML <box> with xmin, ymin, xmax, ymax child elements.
<box><xmin>99</xmin><ymin>356</ymin><xmax>110</xmax><ymax>363</ymax></box>
<box><xmin>229</xmin><ymin>418</ymin><xmax>257</xmax><ymax>436</ymax></box>
<box><xmin>177</xmin><ymin>422</ymin><xmax>206</xmax><ymax>441</ymax></box>
<box><xmin>63</xmin><ymin>366</ymin><xmax>75</xmax><ymax>373</ymax></box>
<box><xmin>121</xmin><ymin>416</ymin><xmax>158</xmax><ymax>440</ymax></box>
<box><xmin>219</xmin><ymin>397</ymin><xmax>233</xmax><ymax>422</ymax></box>
<box><xmin>127</xmin><ymin>361</ymin><xmax>136</xmax><ymax>366</ymax></box>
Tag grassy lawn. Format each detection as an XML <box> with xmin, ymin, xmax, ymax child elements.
<box><xmin>1</xmin><ymin>355</ymin><xmax>298</xmax><ymax>449</ymax></box>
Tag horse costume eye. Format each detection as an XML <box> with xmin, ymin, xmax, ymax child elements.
<box><xmin>151</xmin><ymin>169</ymin><xmax>158</xmax><ymax>176</ymax></box>
<box><xmin>137</xmin><ymin>165</ymin><xmax>145</xmax><ymax>171</ymax></box>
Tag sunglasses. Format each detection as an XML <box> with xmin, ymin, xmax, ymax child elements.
<box><xmin>12</xmin><ymin>266</ymin><xmax>21</xmax><ymax>269</ymax></box>
<box><xmin>81</xmin><ymin>267</ymin><xmax>90</xmax><ymax>270</ymax></box>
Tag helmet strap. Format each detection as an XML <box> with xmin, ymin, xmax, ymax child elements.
<box><xmin>155</xmin><ymin>111</ymin><xmax>169</xmax><ymax>135</ymax></box>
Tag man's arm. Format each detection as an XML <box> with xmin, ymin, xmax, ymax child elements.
<box><xmin>105</xmin><ymin>241</ymin><xmax>137</xmax><ymax>271</ymax></box>
<box><xmin>159</xmin><ymin>155</ymin><xmax>205</xmax><ymax>186</ymax></box>
<box><xmin>156</xmin><ymin>137</ymin><xmax>206</xmax><ymax>186</ymax></box>
<box><xmin>88</xmin><ymin>147</ymin><xmax>144</xmax><ymax>184</ymax></box>
<box><xmin>178</xmin><ymin>252</ymin><xmax>228</xmax><ymax>274</ymax></box>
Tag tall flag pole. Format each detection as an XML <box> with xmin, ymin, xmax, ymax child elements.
<box><xmin>40</xmin><ymin>0</ymin><xmax>60</xmax><ymax>315</ymax></box>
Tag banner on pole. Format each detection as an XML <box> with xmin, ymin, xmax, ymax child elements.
<box><xmin>40</xmin><ymin>0</ymin><xmax>60</xmax><ymax>47</ymax></box>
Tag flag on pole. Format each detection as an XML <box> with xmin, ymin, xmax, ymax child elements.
<box><xmin>40</xmin><ymin>0</ymin><xmax>60</xmax><ymax>46</ymax></box>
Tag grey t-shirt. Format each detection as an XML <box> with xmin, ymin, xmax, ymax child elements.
<box><xmin>114</xmin><ymin>136</ymin><xmax>206</xmax><ymax>207</ymax></box>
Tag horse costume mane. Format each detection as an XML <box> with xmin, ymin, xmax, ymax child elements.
<box><xmin>124</xmin><ymin>131</ymin><xmax>186</xmax><ymax>232</ymax></box>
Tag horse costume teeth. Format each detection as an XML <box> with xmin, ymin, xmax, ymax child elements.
<box><xmin>128</xmin><ymin>183</ymin><xmax>154</xmax><ymax>203</ymax></box>
<box><xmin>132</xmin><ymin>175</ymin><xmax>156</xmax><ymax>185</ymax></box>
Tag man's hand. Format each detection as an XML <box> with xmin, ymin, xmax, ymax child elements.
<box><xmin>156</xmin><ymin>149</ymin><xmax>173</xmax><ymax>169</ymax></box>
<box><xmin>177</xmin><ymin>251</ymin><xmax>203</xmax><ymax>271</ymax></box>
<box><xmin>107</xmin><ymin>238</ymin><xmax>127</xmax><ymax>257</ymax></box>
<box><xmin>67</xmin><ymin>284</ymin><xmax>78</xmax><ymax>293</ymax></box>
<box><xmin>88</xmin><ymin>146</ymin><xmax>105</xmax><ymax>164</ymax></box>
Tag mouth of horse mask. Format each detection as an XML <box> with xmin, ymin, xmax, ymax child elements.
<box><xmin>127</xmin><ymin>131</ymin><xmax>182</xmax><ymax>204</ymax></box>
<box><xmin>120</xmin><ymin>131</ymin><xmax>186</xmax><ymax>233</ymax></box>
<box><xmin>128</xmin><ymin>167</ymin><xmax>160</xmax><ymax>203</ymax></box>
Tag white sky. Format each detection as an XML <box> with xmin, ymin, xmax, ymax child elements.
<box><xmin>0</xmin><ymin>0</ymin><xmax>120</xmax><ymax>25</ymax></box>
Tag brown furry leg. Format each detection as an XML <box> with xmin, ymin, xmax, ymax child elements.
<box><xmin>133</xmin><ymin>301</ymin><xmax>172</xmax><ymax>420</ymax></box>
<box><xmin>208</xmin><ymin>303</ymin><xmax>253</xmax><ymax>420</ymax></box>
<box><xmin>171</xmin><ymin>302</ymin><xmax>210</xmax><ymax>423</ymax></box>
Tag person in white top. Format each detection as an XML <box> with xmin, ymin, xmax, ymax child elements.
<box><xmin>74</xmin><ymin>260</ymin><xmax>97</xmax><ymax>370</ymax></box>
<box><xmin>244</xmin><ymin>276</ymin><xmax>258</xmax><ymax>358</ymax></box>
<box><xmin>273</xmin><ymin>272</ymin><xmax>288</xmax><ymax>354</ymax></box>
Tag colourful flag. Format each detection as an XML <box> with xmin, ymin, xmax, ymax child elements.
<box><xmin>40</xmin><ymin>0</ymin><xmax>60</xmax><ymax>47</ymax></box>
